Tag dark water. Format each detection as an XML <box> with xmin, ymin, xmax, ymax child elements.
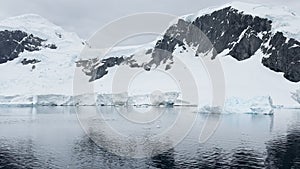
<box><xmin>0</xmin><ymin>106</ymin><xmax>299</xmax><ymax>169</ymax></box>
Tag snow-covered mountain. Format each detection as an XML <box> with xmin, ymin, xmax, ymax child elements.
<box><xmin>0</xmin><ymin>2</ymin><xmax>300</xmax><ymax>111</ymax></box>
<box><xmin>76</xmin><ymin>2</ymin><xmax>300</xmax><ymax>108</ymax></box>
<box><xmin>0</xmin><ymin>14</ymin><xmax>84</xmax><ymax>96</ymax></box>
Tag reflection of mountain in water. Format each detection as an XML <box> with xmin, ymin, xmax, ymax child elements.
<box><xmin>149</xmin><ymin>123</ymin><xmax>300</xmax><ymax>169</ymax></box>
<box><xmin>72</xmin><ymin>137</ymin><xmax>150</xmax><ymax>168</ymax></box>
<box><xmin>0</xmin><ymin>139</ymin><xmax>43</xmax><ymax>168</ymax></box>
<box><xmin>150</xmin><ymin>148</ymin><xmax>175</xmax><ymax>169</ymax></box>
<box><xmin>266</xmin><ymin>123</ymin><xmax>300</xmax><ymax>169</ymax></box>
<box><xmin>149</xmin><ymin>146</ymin><xmax>265</xmax><ymax>169</ymax></box>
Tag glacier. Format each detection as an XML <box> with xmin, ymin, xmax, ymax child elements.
<box><xmin>0</xmin><ymin>92</ymin><xmax>180</xmax><ymax>107</ymax></box>
<box><xmin>0</xmin><ymin>94</ymin><xmax>277</xmax><ymax>115</ymax></box>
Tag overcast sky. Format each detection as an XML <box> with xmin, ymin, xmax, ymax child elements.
<box><xmin>0</xmin><ymin>0</ymin><xmax>299</xmax><ymax>39</ymax></box>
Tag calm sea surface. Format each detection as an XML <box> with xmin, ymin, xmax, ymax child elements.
<box><xmin>0</xmin><ymin>106</ymin><xmax>299</xmax><ymax>169</ymax></box>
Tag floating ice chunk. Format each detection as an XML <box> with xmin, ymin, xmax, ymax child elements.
<box><xmin>224</xmin><ymin>96</ymin><xmax>274</xmax><ymax>115</ymax></box>
<box><xmin>198</xmin><ymin>96</ymin><xmax>274</xmax><ymax>114</ymax></box>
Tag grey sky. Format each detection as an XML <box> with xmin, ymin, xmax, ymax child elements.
<box><xmin>0</xmin><ymin>0</ymin><xmax>299</xmax><ymax>39</ymax></box>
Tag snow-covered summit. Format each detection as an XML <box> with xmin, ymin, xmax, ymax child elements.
<box><xmin>186</xmin><ymin>1</ymin><xmax>297</xmax><ymax>18</ymax></box>
<box><xmin>0</xmin><ymin>14</ymin><xmax>84</xmax><ymax>96</ymax></box>
<box><xmin>183</xmin><ymin>1</ymin><xmax>300</xmax><ymax>41</ymax></box>
<box><xmin>0</xmin><ymin>14</ymin><xmax>81</xmax><ymax>44</ymax></box>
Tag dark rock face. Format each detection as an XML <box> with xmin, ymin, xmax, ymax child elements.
<box><xmin>262</xmin><ymin>32</ymin><xmax>300</xmax><ymax>82</ymax></box>
<box><xmin>228</xmin><ymin>29</ymin><xmax>263</xmax><ymax>61</ymax></box>
<box><xmin>45</xmin><ymin>44</ymin><xmax>57</xmax><ymax>49</ymax></box>
<box><xmin>76</xmin><ymin>57</ymin><xmax>125</xmax><ymax>82</ymax></box>
<box><xmin>192</xmin><ymin>7</ymin><xmax>271</xmax><ymax>57</ymax></box>
<box><xmin>149</xmin><ymin>6</ymin><xmax>300</xmax><ymax>82</ymax></box>
<box><xmin>0</xmin><ymin>30</ymin><xmax>57</xmax><ymax>64</ymax></box>
<box><xmin>0</xmin><ymin>30</ymin><xmax>43</xmax><ymax>63</ymax></box>
<box><xmin>151</xmin><ymin>7</ymin><xmax>272</xmax><ymax>64</ymax></box>
<box><xmin>21</xmin><ymin>58</ymin><xmax>41</xmax><ymax>65</ymax></box>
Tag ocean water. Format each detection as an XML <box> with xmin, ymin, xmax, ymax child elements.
<box><xmin>0</xmin><ymin>106</ymin><xmax>299</xmax><ymax>169</ymax></box>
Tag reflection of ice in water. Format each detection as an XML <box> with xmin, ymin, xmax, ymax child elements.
<box><xmin>77</xmin><ymin>106</ymin><xmax>198</xmax><ymax>157</ymax></box>
<box><xmin>30</xmin><ymin>106</ymin><xmax>37</xmax><ymax>120</ymax></box>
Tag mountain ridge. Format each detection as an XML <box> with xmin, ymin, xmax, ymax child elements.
<box><xmin>0</xmin><ymin>2</ymin><xmax>299</xmax><ymax>108</ymax></box>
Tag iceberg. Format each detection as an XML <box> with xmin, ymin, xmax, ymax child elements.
<box><xmin>224</xmin><ymin>96</ymin><xmax>274</xmax><ymax>115</ymax></box>
<box><xmin>198</xmin><ymin>96</ymin><xmax>274</xmax><ymax>115</ymax></box>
